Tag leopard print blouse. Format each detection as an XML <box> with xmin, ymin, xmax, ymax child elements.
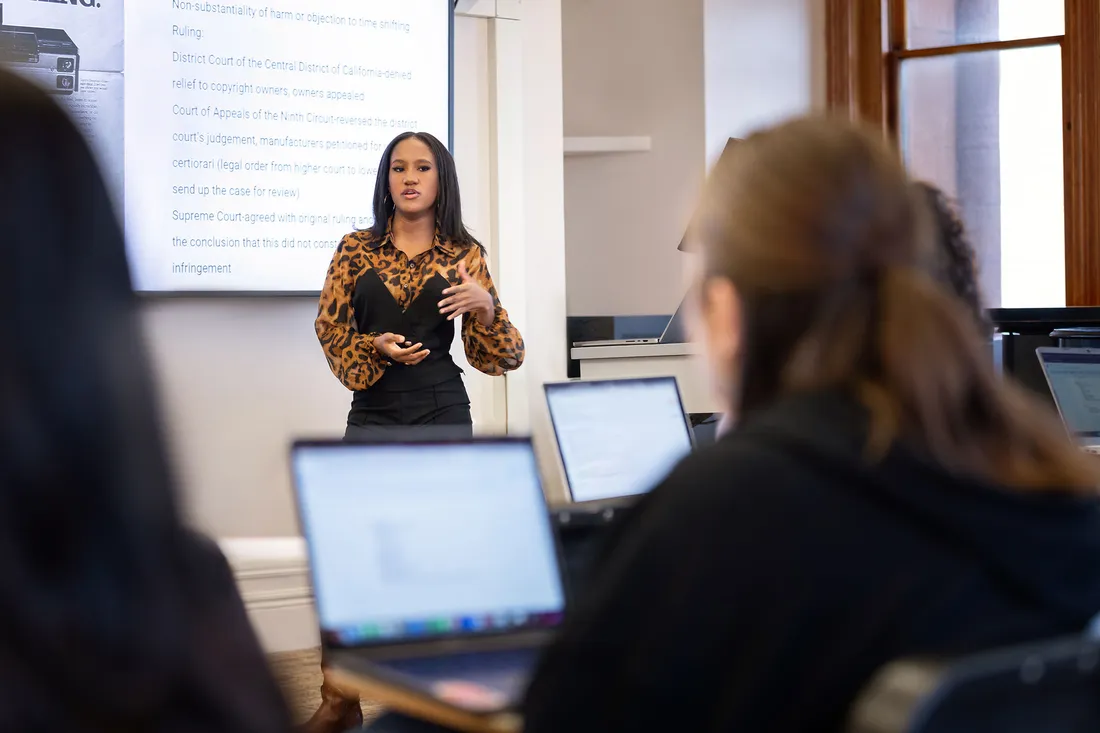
<box><xmin>315</xmin><ymin>228</ymin><xmax>525</xmax><ymax>391</ymax></box>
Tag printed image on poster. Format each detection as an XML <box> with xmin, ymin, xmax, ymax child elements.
<box><xmin>0</xmin><ymin>0</ymin><xmax>123</xmax><ymax>81</ymax></box>
<box><xmin>62</xmin><ymin>69</ymin><xmax>124</xmax><ymax>209</ymax></box>
<box><xmin>0</xmin><ymin>0</ymin><xmax>125</xmax><ymax>210</ymax></box>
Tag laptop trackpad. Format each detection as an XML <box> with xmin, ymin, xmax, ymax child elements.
<box><xmin>378</xmin><ymin>648</ymin><xmax>538</xmax><ymax>711</ymax></box>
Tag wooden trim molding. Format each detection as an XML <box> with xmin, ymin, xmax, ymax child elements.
<box><xmin>894</xmin><ymin>34</ymin><xmax>1063</xmax><ymax>59</ymax></box>
<box><xmin>825</xmin><ymin>0</ymin><xmax>886</xmax><ymax>131</ymax></box>
<box><xmin>884</xmin><ymin>0</ymin><xmax>905</xmax><ymax>136</ymax></box>
<box><xmin>825</xmin><ymin>0</ymin><xmax>855</xmax><ymax>111</ymax></box>
<box><xmin>1064</xmin><ymin>0</ymin><xmax>1100</xmax><ymax>305</ymax></box>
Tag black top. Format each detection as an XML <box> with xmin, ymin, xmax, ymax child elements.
<box><xmin>523</xmin><ymin>390</ymin><xmax>1100</xmax><ymax>733</ymax></box>
<box><xmin>352</xmin><ymin>267</ymin><xmax>462</xmax><ymax>392</ymax></box>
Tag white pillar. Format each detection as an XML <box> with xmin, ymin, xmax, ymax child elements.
<box><xmin>517</xmin><ymin>0</ymin><xmax>568</xmax><ymax>499</ymax></box>
<box><xmin>488</xmin><ymin>16</ymin><xmax>529</xmax><ymax>432</ymax></box>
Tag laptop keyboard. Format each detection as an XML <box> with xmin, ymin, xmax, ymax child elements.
<box><xmin>381</xmin><ymin>648</ymin><xmax>539</xmax><ymax>703</ymax></box>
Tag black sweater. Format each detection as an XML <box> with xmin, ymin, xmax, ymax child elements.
<box><xmin>0</xmin><ymin>534</ymin><xmax>292</xmax><ymax>732</ymax></box>
<box><xmin>523</xmin><ymin>390</ymin><xmax>1100</xmax><ymax>733</ymax></box>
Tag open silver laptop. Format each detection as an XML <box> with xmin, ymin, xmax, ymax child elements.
<box><xmin>291</xmin><ymin>438</ymin><xmax>565</xmax><ymax>726</ymax></box>
<box><xmin>544</xmin><ymin>376</ymin><xmax>695</xmax><ymax>504</ymax></box>
<box><xmin>572</xmin><ymin>298</ymin><xmax>688</xmax><ymax>348</ymax></box>
<box><xmin>1035</xmin><ymin>347</ymin><xmax>1100</xmax><ymax>454</ymax></box>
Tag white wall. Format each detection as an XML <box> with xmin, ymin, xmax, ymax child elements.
<box><xmin>674</xmin><ymin>0</ymin><xmax>825</xmax><ymax>290</ymax></box>
<box><xmin>517</xmin><ymin>0</ymin><xmax>568</xmax><ymax>501</ymax></box>
<box><xmin>145</xmin><ymin>9</ymin><xmax>566</xmax><ymax>538</ymax></box>
<box><xmin>560</xmin><ymin>0</ymin><xmax>825</xmax><ymax>318</ymax></box>
<box><xmin>704</xmin><ymin>0</ymin><xmax>826</xmax><ymax>162</ymax></box>
<box><xmin>142</xmin><ymin>297</ymin><xmax>343</xmax><ymax>538</ymax></box>
<box><xmin>562</xmin><ymin>0</ymin><xmax>705</xmax><ymax>317</ymax></box>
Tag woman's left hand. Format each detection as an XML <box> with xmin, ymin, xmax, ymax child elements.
<box><xmin>440</xmin><ymin>263</ymin><xmax>495</xmax><ymax>327</ymax></box>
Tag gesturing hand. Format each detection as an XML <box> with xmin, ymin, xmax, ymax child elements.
<box><xmin>373</xmin><ymin>333</ymin><xmax>430</xmax><ymax>366</ymax></box>
<box><xmin>439</xmin><ymin>262</ymin><xmax>494</xmax><ymax>327</ymax></box>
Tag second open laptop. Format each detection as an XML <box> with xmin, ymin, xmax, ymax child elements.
<box><xmin>544</xmin><ymin>376</ymin><xmax>695</xmax><ymax>505</ymax></box>
<box><xmin>1035</xmin><ymin>347</ymin><xmax>1100</xmax><ymax>454</ymax></box>
<box><xmin>291</xmin><ymin>437</ymin><xmax>566</xmax><ymax>732</ymax></box>
<box><xmin>571</xmin><ymin>298</ymin><xmax>689</xmax><ymax>348</ymax></box>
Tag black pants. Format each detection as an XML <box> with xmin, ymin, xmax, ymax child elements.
<box><xmin>344</xmin><ymin>376</ymin><xmax>473</xmax><ymax>441</ymax></box>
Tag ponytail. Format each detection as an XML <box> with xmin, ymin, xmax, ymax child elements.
<box><xmin>771</xmin><ymin>266</ymin><xmax>1097</xmax><ymax>491</ymax></box>
<box><xmin>700</xmin><ymin>116</ymin><xmax>1100</xmax><ymax>493</ymax></box>
<box><xmin>871</xmin><ymin>267</ymin><xmax>1097</xmax><ymax>491</ymax></box>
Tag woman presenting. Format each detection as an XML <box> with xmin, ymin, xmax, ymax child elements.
<box><xmin>316</xmin><ymin>131</ymin><xmax>524</xmax><ymax>441</ymax></box>
<box><xmin>306</xmin><ymin>132</ymin><xmax>525</xmax><ymax>730</ymax></box>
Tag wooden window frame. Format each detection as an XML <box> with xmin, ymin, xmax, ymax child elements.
<box><xmin>825</xmin><ymin>0</ymin><xmax>1100</xmax><ymax>306</ymax></box>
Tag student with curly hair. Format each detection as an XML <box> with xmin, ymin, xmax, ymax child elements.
<box><xmin>915</xmin><ymin>181</ymin><xmax>991</xmax><ymax>337</ymax></box>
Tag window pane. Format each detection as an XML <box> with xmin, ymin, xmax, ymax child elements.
<box><xmin>899</xmin><ymin>44</ymin><xmax>1064</xmax><ymax>308</ymax></box>
<box><xmin>906</xmin><ymin>0</ymin><xmax>1064</xmax><ymax>50</ymax></box>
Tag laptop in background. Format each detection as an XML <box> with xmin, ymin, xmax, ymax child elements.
<box><xmin>544</xmin><ymin>376</ymin><xmax>695</xmax><ymax>505</ymax></box>
<box><xmin>572</xmin><ymin>298</ymin><xmax>690</xmax><ymax>348</ymax></box>
<box><xmin>1035</xmin><ymin>347</ymin><xmax>1100</xmax><ymax>453</ymax></box>
<box><xmin>291</xmin><ymin>438</ymin><xmax>565</xmax><ymax>731</ymax></box>
<box><xmin>573</xmin><ymin>138</ymin><xmax>741</xmax><ymax>350</ymax></box>
<box><xmin>677</xmin><ymin>137</ymin><xmax>742</xmax><ymax>253</ymax></box>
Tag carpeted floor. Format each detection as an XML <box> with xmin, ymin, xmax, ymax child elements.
<box><xmin>268</xmin><ymin>647</ymin><xmax>384</xmax><ymax>726</ymax></box>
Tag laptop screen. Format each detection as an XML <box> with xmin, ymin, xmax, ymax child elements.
<box><xmin>659</xmin><ymin>298</ymin><xmax>688</xmax><ymax>344</ymax></box>
<box><xmin>1038</xmin><ymin>349</ymin><xmax>1100</xmax><ymax>439</ymax></box>
<box><xmin>545</xmin><ymin>377</ymin><xmax>694</xmax><ymax>503</ymax></box>
<box><xmin>292</xmin><ymin>439</ymin><xmax>565</xmax><ymax>648</ymax></box>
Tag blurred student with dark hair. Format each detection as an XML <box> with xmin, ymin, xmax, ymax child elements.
<box><xmin>916</xmin><ymin>180</ymin><xmax>992</xmax><ymax>337</ymax></box>
<box><xmin>0</xmin><ymin>69</ymin><xmax>292</xmax><ymax>732</ymax></box>
<box><xmin>522</xmin><ymin>117</ymin><xmax>1100</xmax><ymax>733</ymax></box>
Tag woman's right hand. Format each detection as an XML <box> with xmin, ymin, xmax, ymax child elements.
<box><xmin>373</xmin><ymin>332</ymin><xmax>430</xmax><ymax>365</ymax></box>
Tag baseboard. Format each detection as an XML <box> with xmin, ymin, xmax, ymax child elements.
<box><xmin>218</xmin><ymin>537</ymin><xmax>319</xmax><ymax>653</ymax></box>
